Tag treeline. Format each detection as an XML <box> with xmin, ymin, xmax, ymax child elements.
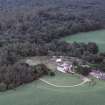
<box><xmin>0</xmin><ymin>40</ymin><xmax>99</xmax><ymax>65</ymax></box>
<box><xmin>0</xmin><ymin>63</ymin><xmax>54</xmax><ymax>91</ymax></box>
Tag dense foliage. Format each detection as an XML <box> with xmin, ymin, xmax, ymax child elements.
<box><xmin>0</xmin><ymin>63</ymin><xmax>54</xmax><ymax>91</ymax></box>
<box><xmin>75</xmin><ymin>66</ymin><xmax>91</xmax><ymax>76</ymax></box>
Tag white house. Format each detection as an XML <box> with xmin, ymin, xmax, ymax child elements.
<box><xmin>56</xmin><ymin>58</ymin><xmax>62</xmax><ymax>63</ymax></box>
<box><xmin>57</xmin><ymin>65</ymin><xmax>66</xmax><ymax>73</ymax></box>
<box><xmin>57</xmin><ymin>62</ymin><xmax>75</xmax><ymax>74</ymax></box>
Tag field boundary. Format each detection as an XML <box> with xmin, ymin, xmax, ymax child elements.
<box><xmin>39</xmin><ymin>78</ymin><xmax>90</xmax><ymax>88</ymax></box>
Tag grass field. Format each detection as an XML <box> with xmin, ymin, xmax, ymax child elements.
<box><xmin>41</xmin><ymin>72</ymin><xmax>81</xmax><ymax>86</ymax></box>
<box><xmin>0</xmin><ymin>71</ymin><xmax>105</xmax><ymax>105</ymax></box>
<box><xmin>63</xmin><ymin>30</ymin><xmax>105</xmax><ymax>52</ymax></box>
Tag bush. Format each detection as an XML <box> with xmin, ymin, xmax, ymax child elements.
<box><xmin>0</xmin><ymin>82</ymin><xmax>7</xmax><ymax>91</ymax></box>
<box><xmin>90</xmin><ymin>63</ymin><xmax>105</xmax><ymax>72</ymax></box>
<box><xmin>34</xmin><ymin>64</ymin><xmax>54</xmax><ymax>76</ymax></box>
<box><xmin>76</xmin><ymin>65</ymin><xmax>91</xmax><ymax>76</ymax></box>
<box><xmin>49</xmin><ymin>71</ymin><xmax>55</xmax><ymax>76</ymax></box>
<box><xmin>87</xmin><ymin>42</ymin><xmax>99</xmax><ymax>54</ymax></box>
<box><xmin>7</xmin><ymin>84</ymin><xmax>16</xmax><ymax>90</ymax></box>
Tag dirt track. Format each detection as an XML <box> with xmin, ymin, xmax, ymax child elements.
<box><xmin>39</xmin><ymin>78</ymin><xmax>91</xmax><ymax>88</ymax></box>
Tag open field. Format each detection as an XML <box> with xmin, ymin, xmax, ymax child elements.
<box><xmin>40</xmin><ymin>71</ymin><xmax>81</xmax><ymax>86</ymax></box>
<box><xmin>0</xmin><ymin>71</ymin><xmax>105</xmax><ymax>105</ymax></box>
<box><xmin>63</xmin><ymin>30</ymin><xmax>105</xmax><ymax>52</ymax></box>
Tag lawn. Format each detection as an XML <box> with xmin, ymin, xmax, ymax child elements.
<box><xmin>0</xmin><ymin>71</ymin><xmax>105</xmax><ymax>105</ymax></box>
<box><xmin>41</xmin><ymin>71</ymin><xmax>81</xmax><ymax>86</ymax></box>
<box><xmin>63</xmin><ymin>30</ymin><xmax>105</xmax><ymax>52</ymax></box>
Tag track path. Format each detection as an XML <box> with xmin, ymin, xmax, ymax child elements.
<box><xmin>39</xmin><ymin>78</ymin><xmax>90</xmax><ymax>88</ymax></box>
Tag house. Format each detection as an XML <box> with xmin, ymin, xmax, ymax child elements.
<box><xmin>57</xmin><ymin>65</ymin><xmax>66</xmax><ymax>73</ymax></box>
<box><xmin>90</xmin><ymin>70</ymin><xmax>105</xmax><ymax>80</ymax></box>
<box><xmin>57</xmin><ymin>62</ymin><xmax>75</xmax><ymax>74</ymax></box>
<box><xmin>56</xmin><ymin>58</ymin><xmax>62</xmax><ymax>63</ymax></box>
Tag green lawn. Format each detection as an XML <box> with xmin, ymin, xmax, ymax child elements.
<box><xmin>63</xmin><ymin>30</ymin><xmax>105</xmax><ymax>52</ymax></box>
<box><xmin>0</xmin><ymin>71</ymin><xmax>105</xmax><ymax>105</ymax></box>
<box><xmin>41</xmin><ymin>71</ymin><xmax>81</xmax><ymax>86</ymax></box>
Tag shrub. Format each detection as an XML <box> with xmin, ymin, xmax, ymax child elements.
<box><xmin>0</xmin><ymin>82</ymin><xmax>7</xmax><ymax>91</ymax></box>
<box><xmin>76</xmin><ymin>65</ymin><xmax>91</xmax><ymax>76</ymax></box>
<box><xmin>34</xmin><ymin>64</ymin><xmax>54</xmax><ymax>76</ymax></box>
<box><xmin>7</xmin><ymin>84</ymin><xmax>16</xmax><ymax>90</ymax></box>
<box><xmin>49</xmin><ymin>71</ymin><xmax>55</xmax><ymax>76</ymax></box>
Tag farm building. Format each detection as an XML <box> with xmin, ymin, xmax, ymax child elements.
<box><xmin>56</xmin><ymin>58</ymin><xmax>62</xmax><ymax>63</ymax></box>
<box><xmin>57</xmin><ymin>63</ymin><xmax>75</xmax><ymax>73</ymax></box>
<box><xmin>90</xmin><ymin>70</ymin><xmax>105</xmax><ymax>80</ymax></box>
<box><xmin>54</xmin><ymin>56</ymin><xmax>81</xmax><ymax>74</ymax></box>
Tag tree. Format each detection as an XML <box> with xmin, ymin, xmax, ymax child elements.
<box><xmin>87</xmin><ymin>42</ymin><xmax>99</xmax><ymax>54</ymax></box>
<box><xmin>76</xmin><ymin>65</ymin><xmax>91</xmax><ymax>76</ymax></box>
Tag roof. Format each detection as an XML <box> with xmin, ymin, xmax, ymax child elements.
<box><xmin>56</xmin><ymin>58</ymin><xmax>62</xmax><ymax>63</ymax></box>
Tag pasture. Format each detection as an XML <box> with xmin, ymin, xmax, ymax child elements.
<box><xmin>63</xmin><ymin>30</ymin><xmax>105</xmax><ymax>52</ymax></box>
<box><xmin>0</xmin><ymin>71</ymin><xmax>105</xmax><ymax>105</ymax></box>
